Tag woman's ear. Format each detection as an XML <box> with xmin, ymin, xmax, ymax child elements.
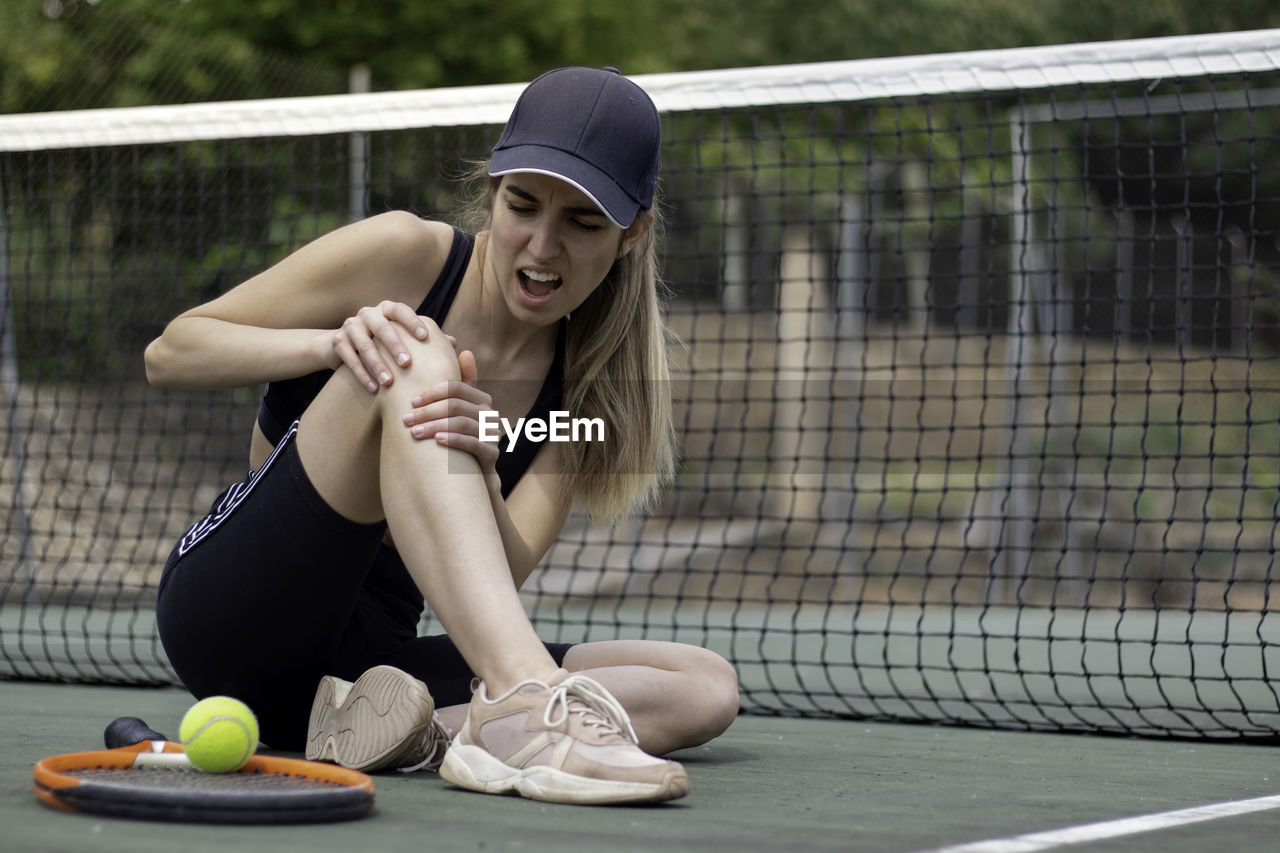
<box><xmin>618</xmin><ymin>211</ymin><xmax>653</xmax><ymax>258</ymax></box>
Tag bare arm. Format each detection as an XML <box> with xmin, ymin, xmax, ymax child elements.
<box><xmin>144</xmin><ymin>212</ymin><xmax>454</xmax><ymax>391</ymax></box>
<box><xmin>144</xmin><ymin>318</ymin><xmax>335</xmax><ymax>391</ymax></box>
<box><xmin>491</xmin><ymin>442</ymin><xmax>572</xmax><ymax>590</ymax></box>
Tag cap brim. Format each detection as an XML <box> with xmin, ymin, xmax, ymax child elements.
<box><xmin>489</xmin><ymin>145</ymin><xmax>640</xmax><ymax>229</ymax></box>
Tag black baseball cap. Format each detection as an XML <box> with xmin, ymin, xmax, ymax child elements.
<box><xmin>489</xmin><ymin>66</ymin><xmax>661</xmax><ymax>229</ymax></box>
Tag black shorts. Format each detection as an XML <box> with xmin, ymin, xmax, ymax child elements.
<box><xmin>156</xmin><ymin>423</ymin><xmax>573</xmax><ymax>750</ymax></box>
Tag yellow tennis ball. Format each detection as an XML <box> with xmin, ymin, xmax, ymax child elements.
<box><xmin>179</xmin><ymin>696</ymin><xmax>259</xmax><ymax>773</ymax></box>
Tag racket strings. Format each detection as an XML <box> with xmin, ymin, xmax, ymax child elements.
<box><xmin>66</xmin><ymin>767</ymin><xmax>350</xmax><ymax>791</ymax></box>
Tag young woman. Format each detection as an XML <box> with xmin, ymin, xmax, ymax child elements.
<box><xmin>146</xmin><ymin>67</ymin><xmax>739</xmax><ymax>805</ymax></box>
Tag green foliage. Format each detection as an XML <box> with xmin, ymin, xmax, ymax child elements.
<box><xmin>5</xmin><ymin>0</ymin><xmax>1277</xmax><ymax>112</ymax></box>
<box><xmin>4</xmin><ymin>0</ymin><xmax>1279</xmax><ymax>380</ymax></box>
<box><xmin>171</xmin><ymin>0</ymin><xmax>673</xmax><ymax>88</ymax></box>
<box><xmin>0</xmin><ymin>0</ymin><xmax>343</xmax><ymax>114</ymax></box>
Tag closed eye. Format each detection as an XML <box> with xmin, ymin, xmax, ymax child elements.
<box><xmin>504</xmin><ymin>184</ymin><xmax>608</xmax><ymax>232</ymax></box>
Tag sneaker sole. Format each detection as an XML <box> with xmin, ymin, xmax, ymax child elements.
<box><xmin>439</xmin><ymin>741</ymin><xmax>690</xmax><ymax>805</ymax></box>
<box><xmin>305</xmin><ymin>665</ymin><xmax>436</xmax><ymax>772</ymax></box>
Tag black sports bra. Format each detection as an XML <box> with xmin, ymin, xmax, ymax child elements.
<box><xmin>256</xmin><ymin>227</ymin><xmax>565</xmax><ymax>498</ymax></box>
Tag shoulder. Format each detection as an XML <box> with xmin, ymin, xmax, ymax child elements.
<box><xmin>321</xmin><ymin>212</ymin><xmax>459</xmax><ymax>303</ymax></box>
<box><xmin>353</xmin><ymin>212</ymin><xmax>456</xmax><ymax>268</ymax></box>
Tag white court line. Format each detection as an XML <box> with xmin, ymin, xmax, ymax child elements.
<box><xmin>919</xmin><ymin>794</ymin><xmax>1280</xmax><ymax>853</ymax></box>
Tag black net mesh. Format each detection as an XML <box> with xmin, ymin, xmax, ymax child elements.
<box><xmin>3</xmin><ymin>37</ymin><xmax>1279</xmax><ymax>737</ymax></box>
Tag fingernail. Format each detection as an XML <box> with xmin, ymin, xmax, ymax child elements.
<box><xmin>397</xmin><ymin>353</ymin><xmax>410</xmax><ymax>366</ymax></box>
<box><xmin>379</xmin><ymin>371</ymin><xmax>392</xmax><ymax>384</ymax></box>
<box><xmin>411</xmin><ymin>425</ymin><xmax>424</xmax><ymax>437</ymax></box>
<box><xmin>367</xmin><ymin>382</ymin><xmax>379</xmax><ymax>392</ymax></box>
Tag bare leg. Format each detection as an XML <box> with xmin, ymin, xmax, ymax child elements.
<box><xmin>294</xmin><ymin>323</ymin><xmax>558</xmax><ymax>694</ymax></box>
<box><xmin>294</xmin><ymin>329</ymin><xmax>733</xmax><ymax>755</ymax></box>
<box><xmin>434</xmin><ymin>640</ymin><xmax>740</xmax><ymax>755</ymax></box>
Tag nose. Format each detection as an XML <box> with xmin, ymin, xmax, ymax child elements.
<box><xmin>527</xmin><ymin>217</ymin><xmax>562</xmax><ymax>261</ymax></box>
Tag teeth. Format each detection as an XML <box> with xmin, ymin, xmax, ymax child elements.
<box><xmin>522</xmin><ymin>269</ymin><xmax>560</xmax><ymax>282</ymax></box>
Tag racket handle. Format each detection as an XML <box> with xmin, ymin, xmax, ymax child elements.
<box><xmin>104</xmin><ymin>717</ymin><xmax>169</xmax><ymax>749</ymax></box>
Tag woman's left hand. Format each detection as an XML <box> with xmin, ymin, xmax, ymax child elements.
<box><xmin>403</xmin><ymin>349</ymin><xmax>502</xmax><ymax>493</ymax></box>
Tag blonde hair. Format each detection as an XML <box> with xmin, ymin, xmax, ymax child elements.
<box><xmin>460</xmin><ymin>168</ymin><xmax>678</xmax><ymax>524</ymax></box>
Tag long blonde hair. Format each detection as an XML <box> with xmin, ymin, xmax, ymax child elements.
<box><xmin>460</xmin><ymin>169</ymin><xmax>678</xmax><ymax>524</ymax></box>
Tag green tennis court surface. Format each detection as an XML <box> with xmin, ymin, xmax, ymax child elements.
<box><xmin>3</xmin><ymin>680</ymin><xmax>1276</xmax><ymax>853</ymax></box>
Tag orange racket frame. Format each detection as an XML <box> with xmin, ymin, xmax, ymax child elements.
<box><xmin>35</xmin><ymin>739</ymin><xmax>375</xmax><ymax>823</ymax></box>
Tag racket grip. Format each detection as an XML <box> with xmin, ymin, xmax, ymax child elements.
<box><xmin>104</xmin><ymin>716</ymin><xmax>169</xmax><ymax>749</ymax></box>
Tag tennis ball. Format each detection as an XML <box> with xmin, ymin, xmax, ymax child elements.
<box><xmin>179</xmin><ymin>696</ymin><xmax>259</xmax><ymax>773</ymax></box>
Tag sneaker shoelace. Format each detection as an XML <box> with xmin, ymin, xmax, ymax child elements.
<box><xmin>395</xmin><ymin>714</ymin><xmax>454</xmax><ymax>773</ymax></box>
<box><xmin>543</xmin><ymin>674</ymin><xmax>640</xmax><ymax>744</ymax></box>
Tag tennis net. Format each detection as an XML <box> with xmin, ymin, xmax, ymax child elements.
<box><xmin>3</xmin><ymin>30</ymin><xmax>1279</xmax><ymax>738</ymax></box>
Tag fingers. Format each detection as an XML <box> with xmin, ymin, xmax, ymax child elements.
<box><xmin>403</xmin><ymin>381</ymin><xmax>500</xmax><ymax>468</ymax></box>
<box><xmin>403</xmin><ymin>381</ymin><xmax>492</xmax><ymax>433</ymax></box>
<box><xmin>429</xmin><ymin>427</ymin><xmax>501</xmax><ymax>470</ymax></box>
<box><xmin>334</xmin><ymin>301</ymin><xmax>433</xmax><ymax>392</ymax></box>
<box><xmin>331</xmin><ymin>323</ymin><xmax>381</xmax><ymax>393</ymax></box>
<box><xmin>408</xmin><ymin>379</ymin><xmax>491</xmax><ymax>410</ymax></box>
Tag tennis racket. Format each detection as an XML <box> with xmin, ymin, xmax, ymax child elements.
<box><xmin>33</xmin><ymin>717</ymin><xmax>375</xmax><ymax>823</ymax></box>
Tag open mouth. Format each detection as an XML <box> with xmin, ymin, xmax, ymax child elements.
<box><xmin>518</xmin><ymin>269</ymin><xmax>562</xmax><ymax>301</ymax></box>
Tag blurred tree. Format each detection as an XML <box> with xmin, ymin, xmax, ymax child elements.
<box><xmin>0</xmin><ymin>0</ymin><xmax>343</xmax><ymax>113</ymax></box>
<box><xmin>2</xmin><ymin>0</ymin><xmax>1277</xmax><ymax>378</ymax></box>
<box><xmin>169</xmin><ymin>0</ymin><xmax>658</xmax><ymax>88</ymax></box>
<box><xmin>5</xmin><ymin>0</ymin><xmax>1276</xmax><ymax>113</ymax></box>
<box><xmin>635</xmin><ymin>0</ymin><xmax>1280</xmax><ymax>72</ymax></box>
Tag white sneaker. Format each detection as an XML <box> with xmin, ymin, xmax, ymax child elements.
<box><xmin>439</xmin><ymin>670</ymin><xmax>690</xmax><ymax>804</ymax></box>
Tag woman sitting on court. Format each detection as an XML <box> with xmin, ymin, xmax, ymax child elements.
<box><xmin>146</xmin><ymin>66</ymin><xmax>739</xmax><ymax>805</ymax></box>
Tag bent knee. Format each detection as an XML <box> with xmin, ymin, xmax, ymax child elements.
<box><xmin>386</xmin><ymin>319</ymin><xmax>461</xmax><ymax>387</ymax></box>
<box><xmin>706</xmin><ymin>652</ymin><xmax>741</xmax><ymax>732</ymax></box>
<box><xmin>685</xmin><ymin>647</ymin><xmax>740</xmax><ymax>742</ymax></box>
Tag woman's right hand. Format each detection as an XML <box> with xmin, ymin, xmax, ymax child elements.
<box><xmin>322</xmin><ymin>300</ymin><xmax>432</xmax><ymax>392</ymax></box>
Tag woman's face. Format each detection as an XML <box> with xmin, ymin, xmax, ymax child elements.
<box><xmin>486</xmin><ymin>173</ymin><xmax>645</xmax><ymax>326</ymax></box>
